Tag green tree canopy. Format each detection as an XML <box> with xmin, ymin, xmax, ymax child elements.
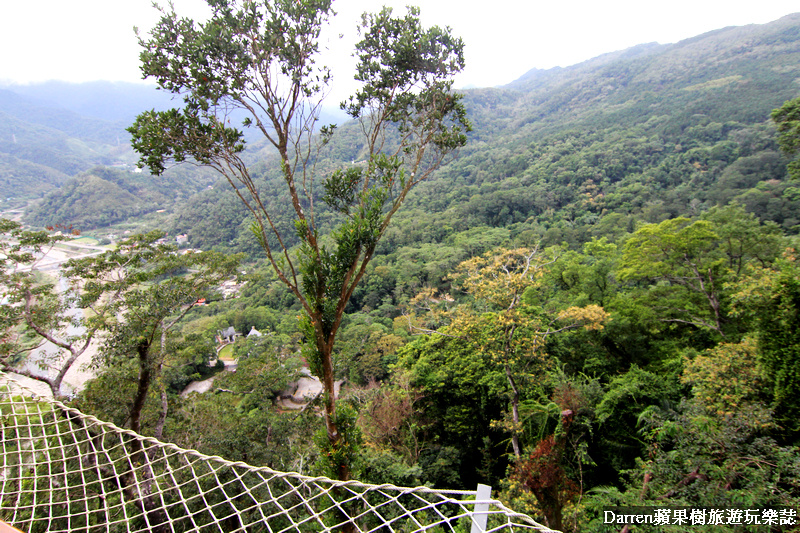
<box><xmin>618</xmin><ymin>205</ymin><xmax>784</xmax><ymax>339</ymax></box>
<box><xmin>772</xmin><ymin>96</ymin><xmax>800</xmax><ymax>180</ymax></box>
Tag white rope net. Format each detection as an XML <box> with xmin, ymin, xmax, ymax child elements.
<box><xmin>0</xmin><ymin>372</ymin><xmax>555</xmax><ymax>533</ymax></box>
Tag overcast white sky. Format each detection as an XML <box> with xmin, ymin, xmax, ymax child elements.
<box><xmin>1</xmin><ymin>0</ymin><xmax>798</xmax><ymax>96</ymax></box>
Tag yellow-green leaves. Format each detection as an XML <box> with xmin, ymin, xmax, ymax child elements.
<box><xmin>556</xmin><ymin>305</ymin><xmax>609</xmax><ymax>331</ymax></box>
<box><xmin>618</xmin><ymin>217</ymin><xmax>719</xmax><ymax>282</ymax></box>
<box><xmin>403</xmin><ymin>247</ymin><xmax>609</xmax><ymax>458</ymax></box>
<box><xmin>455</xmin><ymin>247</ymin><xmax>556</xmax><ymax>311</ymax></box>
<box><xmin>681</xmin><ymin>338</ymin><xmax>769</xmax><ymax>424</ymax></box>
<box><xmin>617</xmin><ymin>206</ymin><xmax>787</xmax><ymax>338</ymax></box>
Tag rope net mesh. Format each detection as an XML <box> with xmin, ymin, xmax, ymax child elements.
<box><xmin>0</xmin><ymin>372</ymin><xmax>554</xmax><ymax>533</ymax></box>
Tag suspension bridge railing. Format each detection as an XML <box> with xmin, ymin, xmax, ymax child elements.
<box><xmin>0</xmin><ymin>371</ymin><xmax>555</xmax><ymax>533</ymax></box>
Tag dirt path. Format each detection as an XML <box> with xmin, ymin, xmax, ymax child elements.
<box><xmin>180</xmin><ymin>361</ymin><xmax>238</xmax><ymax>397</ymax></box>
<box><xmin>179</xmin><ymin>365</ymin><xmax>342</xmax><ymax>409</ymax></box>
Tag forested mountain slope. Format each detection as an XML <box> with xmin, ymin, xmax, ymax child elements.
<box><xmin>169</xmin><ymin>13</ymin><xmax>800</xmax><ymax>257</ymax></box>
<box><xmin>24</xmin><ymin>166</ymin><xmax>216</xmax><ymax>229</ymax></box>
<box><xmin>0</xmin><ymin>88</ymin><xmax>134</xmax><ymax>199</ymax></box>
<box><xmin>433</xmin><ymin>12</ymin><xmax>800</xmax><ymax>222</ymax></box>
<box><xmin>0</xmin><ymin>84</ymin><xmax>225</xmax><ymax>218</ymax></box>
<box><xmin>485</xmin><ymin>12</ymin><xmax>800</xmax><ymax>136</ymax></box>
<box><xmin>10</xmin><ymin>14</ymin><xmax>800</xmax><ymax>233</ymax></box>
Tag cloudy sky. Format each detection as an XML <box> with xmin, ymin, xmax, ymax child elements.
<box><xmin>1</xmin><ymin>0</ymin><xmax>798</xmax><ymax>94</ymax></box>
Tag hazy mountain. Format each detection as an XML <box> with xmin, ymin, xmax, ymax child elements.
<box><xmin>0</xmin><ymin>80</ymin><xmax>348</xmax><ymax>203</ymax></box>
<box><xmin>0</xmin><ymin>88</ymin><xmax>133</xmax><ymax>199</ymax></box>
<box><xmin>4</xmin><ymin>13</ymin><xmax>800</xmax><ymax>235</ymax></box>
<box><xmin>3</xmin><ymin>81</ymin><xmax>176</xmax><ymax>124</ymax></box>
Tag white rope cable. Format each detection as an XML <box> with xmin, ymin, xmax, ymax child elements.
<box><xmin>0</xmin><ymin>371</ymin><xmax>557</xmax><ymax>533</ymax></box>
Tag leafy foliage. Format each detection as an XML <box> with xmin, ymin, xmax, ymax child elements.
<box><xmin>732</xmin><ymin>249</ymin><xmax>800</xmax><ymax>439</ymax></box>
<box><xmin>771</xmin><ymin>96</ymin><xmax>800</xmax><ymax>180</ymax></box>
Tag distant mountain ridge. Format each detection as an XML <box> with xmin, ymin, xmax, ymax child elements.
<box><xmin>3</xmin><ymin>12</ymin><xmax>800</xmax><ymax>236</ymax></box>
<box><xmin>0</xmin><ymin>80</ymin><xmax>348</xmax><ymax>202</ymax></box>
<box><xmin>3</xmin><ymin>81</ymin><xmax>177</xmax><ymax>123</ymax></box>
<box><xmin>418</xmin><ymin>11</ymin><xmax>799</xmax><ymax>182</ymax></box>
<box><xmin>507</xmin><ymin>13</ymin><xmax>800</xmax><ymax>92</ymax></box>
<box><xmin>508</xmin><ymin>42</ymin><xmax>668</xmax><ymax>90</ymax></box>
<box><xmin>0</xmin><ymin>86</ymin><xmax>142</xmax><ymax>200</ymax></box>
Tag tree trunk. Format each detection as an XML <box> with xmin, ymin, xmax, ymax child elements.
<box><xmin>130</xmin><ymin>340</ymin><xmax>152</xmax><ymax>434</ymax></box>
<box><xmin>154</xmin><ymin>387</ymin><xmax>168</xmax><ymax>441</ymax></box>
<box><xmin>154</xmin><ymin>325</ymin><xmax>170</xmax><ymax>440</ymax></box>
<box><xmin>318</xmin><ymin>337</ymin><xmax>358</xmax><ymax>533</ymax></box>
<box><xmin>505</xmin><ymin>365</ymin><xmax>522</xmax><ymax>458</ymax></box>
<box><xmin>319</xmin><ymin>339</ymin><xmax>349</xmax><ymax>480</ymax></box>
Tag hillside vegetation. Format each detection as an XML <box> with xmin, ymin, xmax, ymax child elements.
<box><xmin>3</xmin><ymin>12</ymin><xmax>800</xmax><ymax>533</ymax></box>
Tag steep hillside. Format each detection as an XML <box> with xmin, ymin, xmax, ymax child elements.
<box><xmin>164</xmin><ymin>13</ymin><xmax>800</xmax><ymax>258</ymax></box>
<box><xmin>398</xmin><ymin>13</ymin><xmax>800</xmax><ymax>235</ymax></box>
<box><xmin>25</xmin><ymin>165</ymin><xmax>215</xmax><ymax>229</ymax></box>
<box><xmin>0</xmin><ymin>89</ymin><xmax>132</xmax><ymax>199</ymax></box>
<box><xmin>0</xmin><ymin>81</ymin><xmax>340</xmax><ymax>205</ymax></box>
<box><xmin>0</xmin><ymin>152</ymin><xmax>69</xmax><ymax>200</ymax></box>
<box><xmin>0</xmin><ymin>88</ymin><xmax>128</xmax><ymax>143</ymax></box>
<box><xmin>498</xmin><ymin>13</ymin><xmax>800</xmax><ymax>136</ymax></box>
<box><xmin>7</xmin><ymin>14</ymin><xmax>800</xmax><ymax>239</ymax></box>
<box><xmin>0</xmin><ymin>108</ymin><xmax>121</xmax><ymax>171</ymax></box>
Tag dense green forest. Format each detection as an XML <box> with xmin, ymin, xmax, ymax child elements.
<box><xmin>3</xmin><ymin>10</ymin><xmax>800</xmax><ymax>533</ymax></box>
